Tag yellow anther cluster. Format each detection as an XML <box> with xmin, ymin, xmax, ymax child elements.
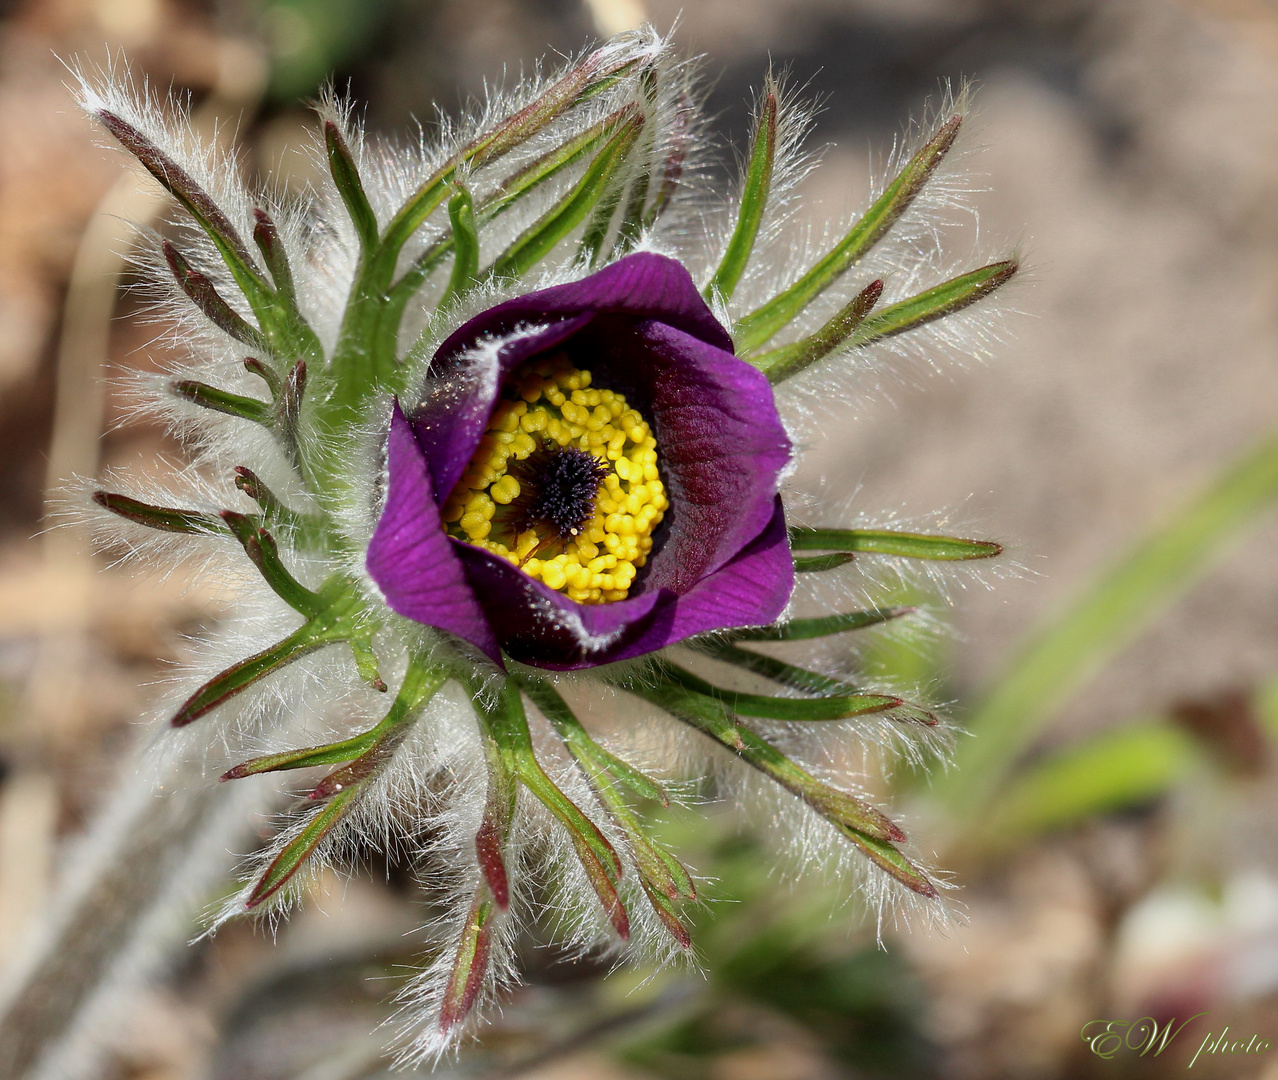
<box><xmin>441</xmin><ymin>354</ymin><xmax>667</xmax><ymax>604</ymax></box>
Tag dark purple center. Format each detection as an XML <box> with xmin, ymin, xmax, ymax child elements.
<box><xmin>506</xmin><ymin>442</ymin><xmax>610</xmax><ymax>541</ymax></box>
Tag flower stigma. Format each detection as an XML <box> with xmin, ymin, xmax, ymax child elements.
<box><xmin>441</xmin><ymin>353</ymin><xmax>668</xmax><ymax>603</ymax></box>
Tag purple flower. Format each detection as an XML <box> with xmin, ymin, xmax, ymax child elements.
<box><xmin>366</xmin><ymin>252</ymin><xmax>794</xmax><ymax>670</ymax></box>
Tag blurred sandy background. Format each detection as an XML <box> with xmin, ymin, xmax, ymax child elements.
<box><xmin>2</xmin><ymin>0</ymin><xmax>1278</xmax><ymax>1076</ymax></box>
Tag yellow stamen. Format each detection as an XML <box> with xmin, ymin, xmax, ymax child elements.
<box><xmin>442</xmin><ymin>354</ymin><xmax>667</xmax><ymax>604</ymax></box>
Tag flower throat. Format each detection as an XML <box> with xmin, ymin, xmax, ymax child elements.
<box><xmin>441</xmin><ymin>354</ymin><xmax>668</xmax><ymax>604</ymax></box>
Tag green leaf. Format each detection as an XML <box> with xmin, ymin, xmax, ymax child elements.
<box><xmin>438</xmin><ymin>185</ymin><xmax>479</xmax><ymax>309</ymax></box>
<box><xmin>473</xmin><ymin>677</ymin><xmax>628</xmax><ymax>937</ymax></box>
<box><xmin>489</xmin><ymin>116</ymin><xmax>643</xmax><ymax>280</ymax></box>
<box><xmin>793</xmin><ymin>551</ymin><xmax>856</xmax><ymax>573</ymax></box>
<box><xmin>748</xmin><ymin>279</ymin><xmax>883</xmax><ymax>382</ymax></box>
<box><xmin>627</xmin><ymin>679</ymin><xmax>905</xmax><ymax>846</ymax></box>
<box><xmin>221</xmin><ymin>512</ymin><xmax>323</xmax><ymax>616</ymax></box>
<box><xmin>243</xmin><ymin>356</ymin><xmax>282</xmax><ymax>397</ymax></box>
<box><xmin>936</xmin><ymin>427</ymin><xmax>1278</xmax><ymax>814</ymax></box>
<box><xmin>381</xmin><ymin>44</ymin><xmax>648</xmax><ymax>261</ymax></box>
<box><xmin>850</xmin><ymin>260</ymin><xmax>1017</xmax><ymax>346</ymax></box>
<box><xmin>983</xmin><ymin>721</ymin><xmax>1199</xmax><ymax>843</ymax></box>
<box><xmin>439</xmin><ymin>890</ymin><xmax>497</xmax><ymax>1033</ymax></box>
<box><xmin>252</xmin><ymin>209</ymin><xmax>296</xmax><ymax>306</ymax></box>
<box><xmin>790</xmin><ymin>526</ymin><xmax>1002</xmax><ymax>561</ymax></box>
<box><xmin>577</xmin><ymin>159</ymin><xmax>632</xmax><ymax>266</ymax></box>
<box><xmin>245</xmin><ymin>784</ymin><xmax>363</xmax><ymax>908</ymax></box>
<box><xmin>171</xmin><ymin>623</ymin><xmax>332</xmax><ymax>727</ymax></box>
<box><xmin>519</xmin><ymin>676</ymin><xmax>669</xmax><ymax>805</ymax></box>
<box><xmin>325</xmin><ymin>120</ymin><xmax>379</xmax><ymax>252</ymax></box>
<box><xmin>391</xmin><ymin>107</ymin><xmax>642</xmax><ymax>344</ymax></box>
<box><xmin>92</xmin><ymin>491</ymin><xmax>221</xmax><ymax>535</ymax></box>
<box><xmin>171</xmin><ymin>578</ymin><xmax>375</xmax><ymax>726</ymax></box>
<box><xmin>163</xmin><ymin>241</ymin><xmax>268</xmax><ymax>352</ymax></box>
<box><xmin>661</xmin><ymin>662</ymin><xmax>901</xmax><ymax>721</ymax></box>
<box><xmin>733</xmin><ymin>113</ymin><xmax>963</xmax><ymax>353</ymax></box>
<box><xmin>695</xmin><ymin>640</ymin><xmax>877</xmax><ymax>700</ymax></box>
<box><xmin>728</xmin><ymin>606</ymin><xmax>914</xmax><ymax>642</ymax></box>
<box><xmin>232</xmin><ymin>467</ymin><xmax>322</xmax><ymax>537</ymax></box>
<box><xmin>170</xmin><ymin>379</ymin><xmax>272</xmax><ymax>424</ymax></box>
<box><xmin>96</xmin><ymin>109</ymin><xmax>272</xmax><ymax>310</ymax></box>
<box><xmin>275</xmin><ymin>360</ymin><xmax>307</xmax><ymax>471</ymax></box>
<box><xmin>841</xmin><ymin>830</ymin><xmax>937</xmax><ymax>897</ymax></box>
<box><xmin>705</xmin><ymin>84</ymin><xmax>777</xmax><ymax>302</ymax></box>
<box><xmin>643</xmin><ymin>100</ymin><xmax>690</xmax><ymax>228</ymax></box>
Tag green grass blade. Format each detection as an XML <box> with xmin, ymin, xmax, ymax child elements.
<box><xmin>982</xmin><ymin>721</ymin><xmax>1199</xmax><ymax>844</ymax></box>
<box><xmin>936</xmin><ymin>428</ymin><xmax>1278</xmax><ymax>814</ymax></box>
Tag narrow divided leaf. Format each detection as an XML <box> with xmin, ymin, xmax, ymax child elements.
<box><xmin>729</xmin><ymin>606</ymin><xmax>914</xmax><ymax>641</ymax></box>
<box><xmin>850</xmin><ymin>260</ymin><xmax>1017</xmax><ymax>347</ymax></box>
<box><xmin>252</xmin><ymin>209</ymin><xmax>296</xmax><ymax>304</ymax></box>
<box><xmin>243</xmin><ymin>356</ymin><xmax>282</xmax><ymax>397</ymax></box>
<box><xmin>793</xmin><ymin>551</ymin><xmax>855</xmax><ymax>573</ymax></box>
<box><xmin>383</xmin><ymin>42</ymin><xmax>648</xmax><ymax>259</ymax></box>
<box><xmin>276</xmin><ymin>360</ymin><xmax>307</xmax><ymax>468</ymax></box>
<box><xmin>439</xmin><ymin>185</ymin><xmax>479</xmax><ymax>309</ymax></box>
<box><xmin>163</xmin><ymin>241</ymin><xmax>267</xmax><ymax>350</ymax></box>
<box><xmin>439</xmin><ymin>890</ymin><xmax>496</xmax><ymax>1033</ymax></box>
<box><xmin>171</xmin><ymin>624</ymin><xmax>333</xmax><ymax>726</ymax></box>
<box><xmin>471</xmin><ymin>681</ymin><xmax>519</xmax><ymax>910</ymax></box>
<box><xmin>325</xmin><ymin>121</ymin><xmax>379</xmax><ymax>252</ymax></box>
<box><xmin>232</xmin><ymin>467</ymin><xmax>320</xmax><ymax>536</ymax></box>
<box><xmin>221</xmin><ymin>511</ymin><xmax>323</xmax><ymax>616</ymax></box>
<box><xmin>842</xmin><ymin>830</ymin><xmax>937</xmax><ymax>897</ymax></box>
<box><xmin>662</xmin><ymin>662</ymin><xmax>901</xmax><ymax>722</ymax></box>
<box><xmin>696</xmin><ymin>640</ymin><xmax>865</xmax><ymax>698</ymax></box>
<box><xmin>518</xmin><ymin>674</ymin><xmax>690</xmax><ymax>944</ymax></box>
<box><xmin>92</xmin><ymin>491</ymin><xmax>221</xmax><ymax>535</ymax></box>
<box><xmin>491</xmin><ymin>116</ymin><xmax>643</xmax><ymax>280</ymax></box>
<box><xmin>390</xmin><ymin>106</ymin><xmax>641</xmax><ymax>322</ymax></box>
<box><xmin>520</xmin><ymin>677</ymin><xmax>669</xmax><ymax>805</ymax></box>
<box><xmin>790</xmin><ymin>526</ymin><xmax>1002</xmax><ymax>561</ymax></box>
<box><xmin>632</xmin><ymin>680</ymin><xmax>906</xmax><ymax>846</ymax></box>
<box><xmin>705</xmin><ymin>85</ymin><xmax>777</xmax><ymax>301</ymax></box>
<box><xmin>733</xmin><ymin>113</ymin><xmax>963</xmax><ymax>352</ymax></box>
<box><xmin>749</xmin><ymin>278</ymin><xmax>883</xmax><ymax>382</ymax></box>
<box><xmin>170</xmin><ymin>379</ymin><xmax>272</xmax><ymax>424</ymax></box>
<box><xmin>245</xmin><ymin>784</ymin><xmax>363</xmax><ymax>908</ymax></box>
<box><xmin>644</xmin><ymin>95</ymin><xmax>690</xmax><ymax>228</ymax></box>
<box><xmin>96</xmin><ymin>109</ymin><xmax>268</xmax><ymax>305</ymax></box>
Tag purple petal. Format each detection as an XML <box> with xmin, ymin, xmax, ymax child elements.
<box><xmin>366</xmin><ymin>405</ymin><xmax>502</xmax><ymax>665</ymax></box>
<box><xmin>451</xmin><ymin>541</ymin><xmax>669</xmax><ymax>669</ymax></box>
<box><xmin>452</xmin><ymin>498</ymin><xmax>792</xmax><ymax>670</ymax></box>
<box><xmin>566</xmin><ymin>320</ymin><xmax>791</xmax><ymax>591</ymax></box>
<box><xmin>433</xmin><ymin>253</ymin><xmax>734</xmax><ymax>364</ymax></box>
<box><xmin>642</xmin><ymin>496</ymin><xmax>793</xmax><ymax>650</ymax></box>
<box><xmin>412</xmin><ymin>315</ymin><xmax>593</xmax><ymax>505</ymax></box>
